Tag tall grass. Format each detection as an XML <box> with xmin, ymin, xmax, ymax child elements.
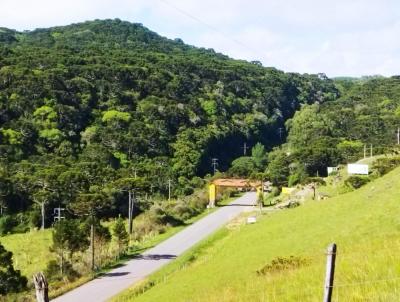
<box><xmin>0</xmin><ymin>191</ymin><xmax>236</xmax><ymax>301</ymax></box>
<box><xmin>1</xmin><ymin>229</ymin><xmax>53</xmax><ymax>278</ymax></box>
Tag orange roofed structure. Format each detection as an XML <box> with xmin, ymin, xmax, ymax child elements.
<box><xmin>208</xmin><ymin>178</ymin><xmax>261</xmax><ymax>208</ymax></box>
<box><xmin>212</xmin><ymin>178</ymin><xmax>261</xmax><ymax>188</ymax></box>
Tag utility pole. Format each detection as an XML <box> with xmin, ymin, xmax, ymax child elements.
<box><xmin>0</xmin><ymin>196</ymin><xmax>6</xmax><ymax>216</ymax></box>
<box><xmin>278</xmin><ymin>128</ymin><xmax>284</xmax><ymax>141</ymax></box>
<box><xmin>41</xmin><ymin>202</ymin><xmax>45</xmax><ymax>231</ymax></box>
<box><xmin>0</xmin><ymin>191</ymin><xmax>6</xmax><ymax>215</ymax></box>
<box><xmin>90</xmin><ymin>221</ymin><xmax>95</xmax><ymax>272</ymax></box>
<box><xmin>311</xmin><ymin>183</ymin><xmax>316</xmax><ymax>200</ymax></box>
<box><xmin>260</xmin><ymin>176</ymin><xmax>264</xmax><ymax>212</ymax></box>
<box><xmin>87</xmin><ymin>207</ymin><xmax>96</xmax><ymax>272</ymax></box>
<box><xmin>53</xmin><ymin>206</ymin><xmax>65</xmax><ymax>222</ymax></box>
<box><xmin>128</xmin><ymin>190</ymin><xmax>134</xmax><ymax>235</ymax></box>
<box><xmin>211</xmin><ymin>158</ymin><xmax>218</xmax><ymax>175</ymax></box>
<box><xmin>242</xmin><ymin>142</ymin><xmax>249</xmax><ymax>156</ymax></box>
<box><xmin>167</xmin><ymin>179</ymin><xmax>172</xmax><ymax>201</ymax></box>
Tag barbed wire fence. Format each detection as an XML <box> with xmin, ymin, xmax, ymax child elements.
<box><xmin>221</xmin><ymin>243</ymin><xmax>400</xmax><ymax>302</ymax></box>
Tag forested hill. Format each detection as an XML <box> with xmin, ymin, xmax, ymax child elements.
<box><xmin>0</xmin><ymin>19</ymin><xmax>337</xmax><ymax>215</ymax></box>
<box><xmin>262</xmin><ymin>76</ymin><xmax>400</xmax><ymax>187</ymax></box>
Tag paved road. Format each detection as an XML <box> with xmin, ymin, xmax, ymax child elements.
<box><xmin>52</xmin><ymin>192</ymin><xmax>256</xmax><ymax>302</ymax></box>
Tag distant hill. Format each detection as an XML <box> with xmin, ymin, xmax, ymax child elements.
<box><xmin>0</xmin><ymin>19</ymin><xmax>338</xmax><ymax>213</ymax></box>
<box><xmin>268</xmin><ymin>75</ymin><xmax>400</xmax><ymax>182</ymax></box>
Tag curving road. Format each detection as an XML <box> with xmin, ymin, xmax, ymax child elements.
<box><xmin>52</xmin><ymin>192</ymin><xmax>256</xmax><ymax>302</ymax></box>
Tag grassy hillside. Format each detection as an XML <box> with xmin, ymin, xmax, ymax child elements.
<box><xmin>115</xmin><ymin>166</ymin><xmax>400</xmax><ymax>301</ymax></box>
<box><xmin>0</xmin><ymin>193</ymin><xmax>237</xmax><ymax>301</ymax></box>
<box><xmin>1</xmin><ymin>229</ymin><xmax>52</xmax><ymax>278</ymax></box>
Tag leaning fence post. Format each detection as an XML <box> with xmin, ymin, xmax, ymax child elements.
<box><xmin>33</xmin><ymin>272</ymin><xmax>49</xmax><ymax>302</ymax></box>
<box><xmin>323</xmin><ymin>243</ymin><xmax>337</xmax><ymax>302</ymax></box>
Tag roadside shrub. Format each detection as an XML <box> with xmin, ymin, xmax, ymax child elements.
<box><xmin>272</xmin><ymin>198</ymin><xmax>281</xmax><ymax>205</ymax></box>
<box><xmin>150</xmin><ymin>204</ymin><xmax>183</xmax><ymax>226</ymax></box>
<box><xmin>132</xmin><ymin>214</ymin><xmax>166</xmax><ymax>241</ymax></box>
<box><xmin>345</xmin><ymin>176</ymin><xmax>370</xmax><ymax>189</ymax></box>
<box><xmin>0</xmin><ymin>215</ymin><xmax>17</xmax><ymax>235</ymax></box>
<box><xmin>287</xmin><ymin>200</ymin><xmax>300</xmax><ymax>208</ymax></box>
<box><xmin>29</xmin><ymin>209</ymin><xmax>42</xmax><ymax>229</ymax></box>
<box><xmin>186</xmin><ymin>189</ymin><xmax>208</xmax><ymax>212</ymax></box>
<box><xmin>0</xmin><ymin>213</ymin><xmax>31</xmax><ymax>235</ymax></box>
<box><xmin>270</xmin><ymin>187</ymin><xmax>280</xmax><ymax>197</ymax></box>
<box><xmin>303</xmin><ymin>177</ymin><xmax>326</xmax><ymax>186</ymax></box>
<box><xmin>0</xmin><ymin>243</ymin><xmax>28</xmax><ymax>294</ymax></box>
<box><xmin>329</xmin><ymin>170</ymin><xmax>339</xmax><ymax>176</ymax></box>
<box><xmin>132</xmin><ymin>188</ymin><xmax>209</xmax><ymax>241</ymax></box>
<box><xmin>190</xmin><ymin>176</ymin><xmax>205</xmax><ymax>189</ymax></box>
<box><xmin>372</xmin><ymin>157</ymin><xmax>400</xmax><ymax>176</ymax></box>
<box><xmin>256</xmin><ymin>256</ymin><xmax>309</xmax><ymax>275</ymax></box>
<box><xmin>45</xmin><ymin>259</ymin><xmax>80</xmax><ymax>282</ymax></box>
<box><xmin>221</xmin><ymin>188</ymin><xmax>237</xmax><ymax>200</ymax></box>
<box><xmin>11</xmin><ymin>213</ymin><xmax>30</xmax><ymax>234</ymax></box>
<box><xmin>168</xmin><ymin>202</ymin><xmax>196</xmax><ymax>221</ymax></box>
<box><xmin>288</xmin><ymin>165</ymin><xmax>308</xmax><ymax>187</ymax></box>
<box><xmin>113</xmin><ymin>216</ymin><xmax>129</xmax><ymax>258</ymax></box>
<box><xmin>288</xmin><ymin>173</ymin><xmax>300</xmax><ymax>187</ymax></box>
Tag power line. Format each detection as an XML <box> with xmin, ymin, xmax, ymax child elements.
<box><xmin>156</xmin><ymin>0</ymin><xmax>267</xmax><ymax>61</ymax></box>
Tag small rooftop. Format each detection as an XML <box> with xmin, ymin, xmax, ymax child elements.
<box><xmin>212</xmin><ymin>178</ymin><xmax>261</xmax><ymax>188</ymax></box>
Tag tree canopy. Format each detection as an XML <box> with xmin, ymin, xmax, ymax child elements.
<box><xmin>0</xmin><ymin>19</ymin><xmax>338</xmax><ymax>222</ymax></box>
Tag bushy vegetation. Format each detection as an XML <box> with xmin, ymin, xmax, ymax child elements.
<box><xmin>113</xmin><ymin>216</ymin><xmax>129</xmax><ymax>257</ymax></box>
<box><xmin>345</xmin><ymin>175</ymin><xmax>370</xmax><ymax>189</ymax></box>
<box><xmin>259</xmin><ymin>76</ymin><xmax>400</xmax><ymax>187</ymax></box>
<box><xmin>0</xmin><ymin>19</ymin><xmax>338</xmax><ymax>228</ymax></box>
<box><xmin>371</xmin><ymin>156</ymin><xmax>400</xmax><ymax>176</ymax></box>
<box><xmin>256</xmin><ymin>256</ymin><xmax>309</xmax><ymax>276</ymax></box>
<box><xmin>0</xmin><ymin>242</ymin><xmax>27</xmax><ymax>295</ymax></box>
<box><xmin>0</xmin><ymin>184</ymin><xmax>212</xmax><ymax>300</ymax></box>
<box><xmin>2</xmin><ymin>18</ymin><xmax>400</xmax><ymax>299</ymax></box>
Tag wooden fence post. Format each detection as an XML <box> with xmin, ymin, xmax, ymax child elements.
<box><xmin>33</xmin><ymin>272</ymin><xmax>49</xmax><ymax>302</ymax></box>
<box><xmin>323</xmin><ymin>243</ymin><xmax>337</xmax><ymax>302</ymax></box>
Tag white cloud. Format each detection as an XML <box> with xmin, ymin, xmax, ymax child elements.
<box><xmin>1</xmin><ymin>0</ymin><xmax>400</xmax><ymax>76</ymax></box>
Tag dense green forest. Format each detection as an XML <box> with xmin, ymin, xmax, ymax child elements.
<box><xmin>2</xmin><ymin>18</ymin><xmax>400</xmax><ymax>299</ymax></box>
<box><xmin>0</xmin><ymin>19</ymin><xmax>338</xmax><ymax>227</ymax></box>
<box><xmin>257</xmin><ymin>76</ymin><xmax>400</xmax><ymax>187</ymax></box>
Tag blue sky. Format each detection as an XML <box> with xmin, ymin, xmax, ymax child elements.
<box><xmin>1</xmin><ymin>0</ymin><xmax>400</xmax><ymax>77</ymax></box>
